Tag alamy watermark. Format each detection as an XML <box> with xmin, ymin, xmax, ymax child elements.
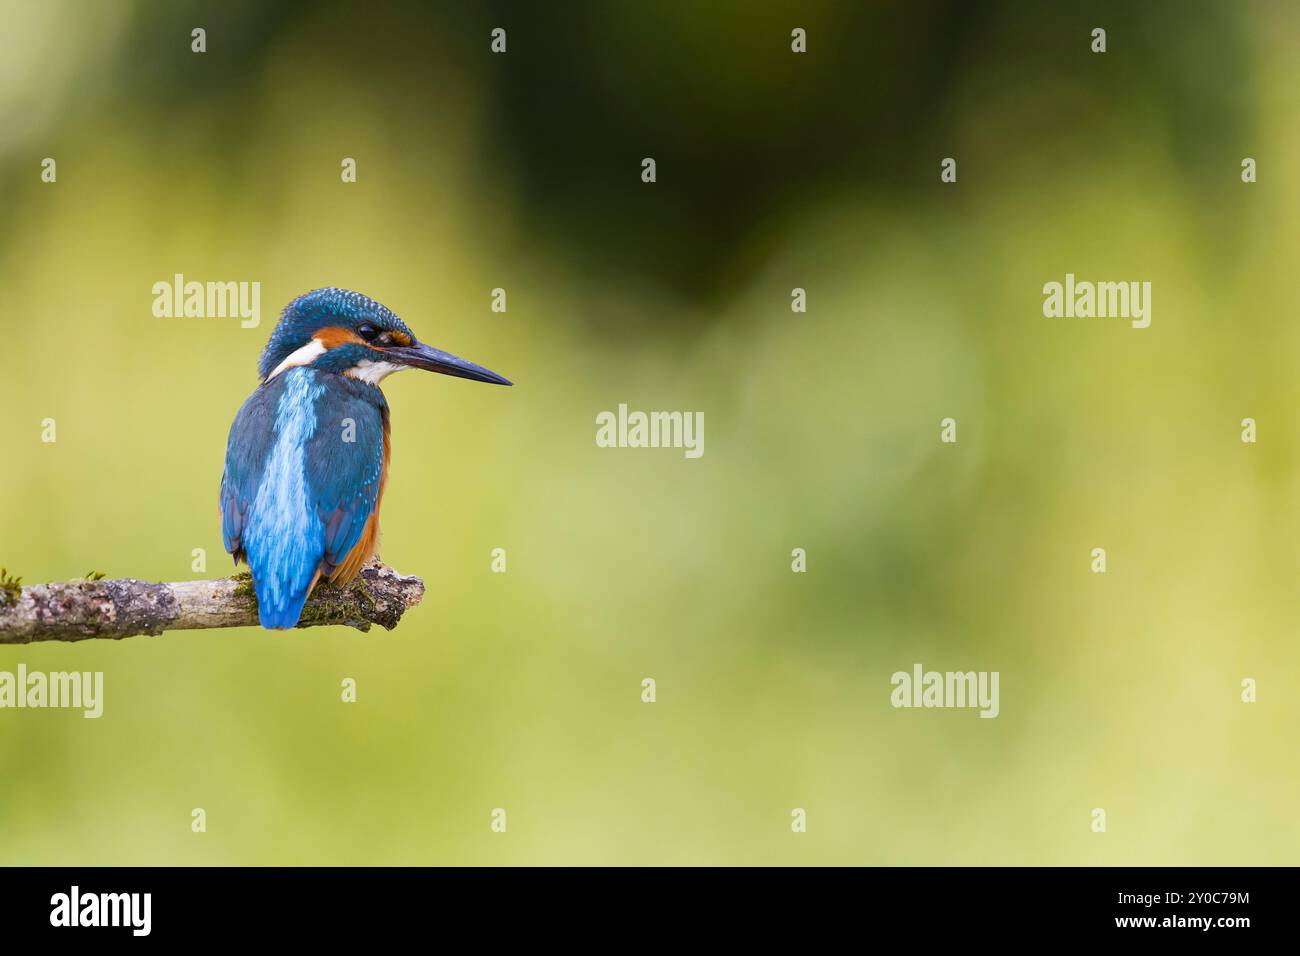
<box><xmin>595</xmin><ymin>403</ymin><xmax>704</xmax><ymax>459</ymax></box>
<box><xmin>890</xmin><ymin>663</ymin><xmax>999</xmax><ymax>718</ymax></box>
<box><xmin>0</xmin><ymin>664</ymin><xmax>103</xmax><ymax>718</ymax></box>
<box><xmin>50</xmin><ymin>886</ymin><xmax>150</xmax><ymax>936</ymax></box>
<box><xmin>152</xmin><ymin>273</ymin><xmax>260</xmax><ymax>328</ymax></box>
<box><xmin>1043</xmin><ymin>273</ymin><xmax>1150</xmax><ymax>329</ymax></box>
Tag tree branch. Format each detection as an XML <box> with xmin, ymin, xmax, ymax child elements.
<box><xmin>0</xmin><ymin>561</ymin><xmax>425</xmax><ymax>644</ymax></box>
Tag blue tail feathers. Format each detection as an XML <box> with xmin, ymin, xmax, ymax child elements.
<box><xmin>253</xmin><ymin>575</ymin><xmax>313</xmax><ymax>630</ymax></box>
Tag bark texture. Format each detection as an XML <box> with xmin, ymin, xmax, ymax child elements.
<box><xmin>0</xmin><ymin>561</ymin><xmax>424</xmax><ymax>644</ymax></box>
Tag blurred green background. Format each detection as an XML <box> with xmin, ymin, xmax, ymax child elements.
<box><xmin>1</xmin><ymin>0</ymin><xmax>1297</xmax><ymax>865</ymax></box>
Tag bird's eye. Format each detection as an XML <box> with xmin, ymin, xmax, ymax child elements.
<box><xmin>357</xmin><ymin>324</ymin><xmax>379</xmax><ymax>341</ymax></box>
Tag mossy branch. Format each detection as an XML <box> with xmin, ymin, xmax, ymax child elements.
<box><xmin>0</xmin><ymin>561</ymin><xmax>424</xmax><ymax>644</ymax></box>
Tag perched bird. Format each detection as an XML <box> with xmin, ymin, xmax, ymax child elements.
<box><xmin>220</xmin><ymin>288</ymin><xmax>510</xmax><ymax>629</ymax></box>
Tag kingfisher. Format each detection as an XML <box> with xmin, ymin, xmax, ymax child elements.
<box><xmin>220</xmin><ymin>288</ymin><xmax>511</xmax><ymax>629</ymax></box>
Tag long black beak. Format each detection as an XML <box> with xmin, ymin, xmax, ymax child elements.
<box><xmin>387</xmin><ymin>341</ymin><xmax>512</xmax><ymax>386</ymax></box>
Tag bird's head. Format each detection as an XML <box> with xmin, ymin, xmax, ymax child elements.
<box><xmin>258</xmin><ymin>288</ymin><xmax>511</xmax><ymax>387</ymax></box>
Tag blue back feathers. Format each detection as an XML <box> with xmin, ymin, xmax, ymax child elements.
<box><xmin>221</xmin><ymin>367</ymin><xmax>388</xmax><ymax>629</ymax></box>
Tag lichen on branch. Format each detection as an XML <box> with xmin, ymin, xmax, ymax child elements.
<box><xmin>0</xmin><ymin>561</ymin><xmax>425</xmax><ymax>644</ymax></box>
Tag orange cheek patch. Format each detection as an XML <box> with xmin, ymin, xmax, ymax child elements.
<box><xmin>315</xmin><ymin>326</ymin><xmax>366</xmax><ymax>348</ymax></box>
<box><xmin>387</xmin><ymin>331</ymin><xmax>411</xmax><ymax>347</ymax></box>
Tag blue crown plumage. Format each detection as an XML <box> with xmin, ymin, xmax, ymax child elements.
<box><xmin>258</xmin><ymin>288</ymin><xmax>414</xmax><ymax>380</ymax></box>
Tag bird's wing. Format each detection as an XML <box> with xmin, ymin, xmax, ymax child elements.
<box><xmin>220</xmin><ymin>384</ymin><xmax>279</xmax><ymax>562</ymax></box>
<box><xmin>304</xmin><ymin>382</ymin><xmax>388</xmax><ymax>579</ymax></box>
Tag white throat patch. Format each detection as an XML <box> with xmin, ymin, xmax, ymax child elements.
<box><xmin>345</xmin><ymin>359</ymin><xmax>408</xmax><ymax>385</ymax></box>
